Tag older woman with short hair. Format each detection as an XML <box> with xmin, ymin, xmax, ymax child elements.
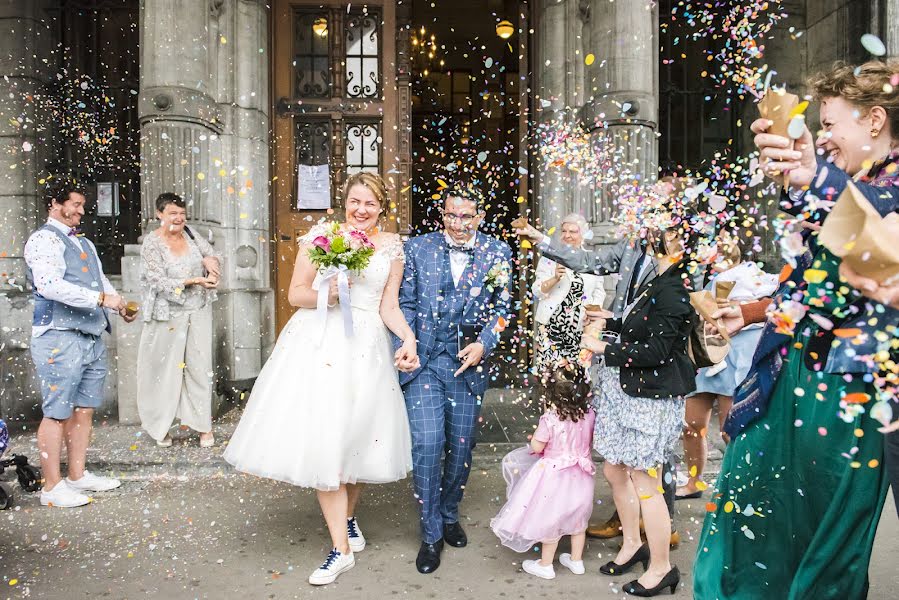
<box><xmin>532</xmin><ymin>214</ymin><xmax>606</xmax><ymax>374</ymax></box>
<box><xmin>137</xmin><ymin>193</ymin><xmax>222</xmax><ymax>448</ymax></box>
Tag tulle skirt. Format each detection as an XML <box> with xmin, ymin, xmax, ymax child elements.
<box><xmin>490</xmin><ymin>446</ymin><xmax>595</xmax><ymax>552</ymax></box>
<box><xmin>224</xmin><ymin>305</ymin><xmax>412</xmax><ymax>490</ymax></box>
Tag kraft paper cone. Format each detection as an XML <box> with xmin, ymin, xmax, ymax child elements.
<box><xmin>715</xmin><ymin>280</ymin><xmax>735</xmax><ymax>300</ymax></box>
<box><xmin>511</xmin><ymin>216</ymin><xmax>528</xmax><ymax>229</ymax></box>
<box><xmin>757</xmin><ymin>89</ymin><xmax>799</xmax><ymax>138</ymax></box>
<box><xmin>690</xmin><ymin>290</ymin><xmax>732</xmax><ymax>343</ymax></box>
<box><xmin>818</xmin><ymin>181</ymin><xmax>899</xmax><ymax>285</ymax></box>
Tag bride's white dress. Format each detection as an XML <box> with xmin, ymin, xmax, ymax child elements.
<box><xmin>224</xmin><ymin>235</ymin><xmax>412</xmax><ymax>490</ymax></box>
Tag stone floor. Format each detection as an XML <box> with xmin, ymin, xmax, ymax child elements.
<box><xmin>0</xmin><ymin>390</ymin><xmax>895</xmax><ymax>599</ymax></box>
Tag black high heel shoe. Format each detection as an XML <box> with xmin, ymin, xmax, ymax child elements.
<box><xmin>599</xmin><ymin>544</ymin><xmax>650</xmax><ymax>575</ymax></box>
<box><xmin>623</xmin><ymin>565</ymin><xmax>680</xmax><ymax>596</ymax></box>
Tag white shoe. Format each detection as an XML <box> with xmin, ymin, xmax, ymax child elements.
<box><xmin>308</xmin><ymin>549</ymin><xmax>355</xmax><ymax>585</ymax></box>
<box><xmin>522</xmin><ymin>559</ymin><xmax>555</xmax><ymax>580</ymax></box>
<box><xmin>66</xmin><ymin>470</ymin><xmax>121</xmax><ymax>492</ymax></box>
<box><xmin>156</xmin><ymin>435</ymin><xmax>173</xmax><ymax>447</ymax></box>
<box><xmin>347</xmin><ymin>517</ymin><xmax>366</xmax><ymax>552</ymax></box>
<box><xmin>559</xmin><ymin>553</ymin><xmax>585</xmax><ymax>575</ymax></box>
<box><xmin>40</xmin><ymin>480</ymin><xmax>90</xmax><ymax>508</ymax></box>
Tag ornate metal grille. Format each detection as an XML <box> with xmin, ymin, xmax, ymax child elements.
<box><xmin>345</xmin><ymin>121</ymin><xmax>380</xmax><ymax>174</ymax></box>
<box><xmin>293</xmin><ymin>10</ymin><xmax>332</xmax><ymax>98</ymax></box>
<box><xmin>345</xmin><ymin>12</ymin><xmax>380</xmax><ymax>99</ymax></box>
<box><xmin>294</xmin><ymin>119</ymin><xmax>332</xmax><ymax>210</ymax></box>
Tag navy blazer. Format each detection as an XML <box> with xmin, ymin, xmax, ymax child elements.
<box><xmin>396</xmin><ymin>231</ymin><xmax>513</xmax><ymax>397</ymax></box>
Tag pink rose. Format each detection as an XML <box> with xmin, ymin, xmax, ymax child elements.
<box><xmin>348</xmin><ymin>229</ymin><xmax>374</xmax><ymax>250</ymax></box>
<box><xmin>311</xmin><ymin>236</ymin><xmax>331</xmax><ymax>252</ymax></box>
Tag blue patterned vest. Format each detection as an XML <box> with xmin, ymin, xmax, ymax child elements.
<box><xmin>431</xmin><ymin>250</ymin><xmax>471</xmax><ymax>358</ymax></box>
<box><xmin>26</xmin><ymin>225</ymin><xmax>110</xmax><ymax>336</ymax></box>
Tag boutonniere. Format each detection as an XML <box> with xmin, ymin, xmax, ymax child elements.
<box><xmin>484</xmin><ymin>260</ymin><xmax>510</xmax><ymax>292</ymax></box>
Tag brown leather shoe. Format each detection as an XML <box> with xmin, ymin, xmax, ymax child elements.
<box><xmin>586</xmin><ymin>515</ymin><xmax>623</xmax><ymax>539</ymax></box>
<box><xmin>669</xmin><ymin>530</ymin><xmax>681</xmax><ymax>549</ymax></box>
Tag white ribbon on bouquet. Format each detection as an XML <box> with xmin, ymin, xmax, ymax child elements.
<box><xmin>312</xmin><ymin>264</ymin><xmax>354</xmax><ymax>344</ymax></box>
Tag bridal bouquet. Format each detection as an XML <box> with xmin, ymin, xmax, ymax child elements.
<box><xmin>306</xmin><ymin>222</ymin><xmax>376</xmax><ymax>343</ymax></box>
<box><xmin>307</xmin><ymin>222</ymin><xmax>376</xmax><ymax>273</ymax></box>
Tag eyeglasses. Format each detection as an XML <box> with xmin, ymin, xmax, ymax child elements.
<box><xmin>443</xmin><ymin>212</ymin><xmax>478</xmax><ymax>225</ymax></box>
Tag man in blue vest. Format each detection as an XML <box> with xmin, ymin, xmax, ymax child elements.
<box><xmin>397</xmin><ymin>188</ymin><xmax>512</xmax><ymax>574</ymax></box>
<box><xmin>24</xmin><ymin>185</ymin><xmax>137</xmax><ymax>508</ymax></box>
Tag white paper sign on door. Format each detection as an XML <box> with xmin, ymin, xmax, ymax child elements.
<box><xmin>297</xmin><ymin>164</ymin><xmax>331</xmax><ymax>210</ymax></box>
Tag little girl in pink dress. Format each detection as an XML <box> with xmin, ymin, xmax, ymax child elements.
<box><xmin>490</xmin><ymin>364</ymin><xmax>596</xmax><ymax>580</ymax></box>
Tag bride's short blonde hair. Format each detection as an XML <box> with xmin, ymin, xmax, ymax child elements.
<box><xmin>343</xmin><ymin>171</ymin><xmax>387</xmax><ymax>206</ymax></box>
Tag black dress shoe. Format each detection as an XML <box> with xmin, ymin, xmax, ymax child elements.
<box><xmin>444</xmin><ymin>522</ymin><xmax>468</xmax><ymax>547</ymax></box>
<box><xmin>599</xmin><ymin>544</ymin><xmax>650</xmax><ymax>575</ymax></box>
<box><xmin>623</xmin><ymin>565</ymin><xmax>681</xmax><ymax>596</ymax></box>
<box><xmin>416</xmin><ymin>539</ymin><xmax>444</xmax><ymax>574</ymax></box>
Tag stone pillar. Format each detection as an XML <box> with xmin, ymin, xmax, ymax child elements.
<box><xmin>534</xmin><ymin>0</ymin><xmax>586</xmax><ymax>228</ymax></box>
<box><xmin>121</xmin><ymin>0</ymin><xmax>271</xmax><ymax>421</ymax></box>
<box><xmin>0</xmin><ymin>1</ymin><xmax>54</xmax><ymax>420</ymax></box>
<box><xmin>579</xmin><ymin>0</ymin><xmax>658</xmax><ymax>243</ymax></box>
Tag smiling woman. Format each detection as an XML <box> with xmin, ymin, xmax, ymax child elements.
<box><xmin>694</xmin><ymin>60</ymin><xmax>899</xmax><ymax>600</ymax></box>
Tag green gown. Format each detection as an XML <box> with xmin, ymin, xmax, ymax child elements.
<box><xmin>693</xmin><ymin>251</ymin><xmax>889</xmax><ymax>599</ymax></box>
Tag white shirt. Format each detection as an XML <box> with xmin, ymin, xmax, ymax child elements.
<box><xmin>24</xmin><ymin>217</ymin><xmax>116</xmax><ymax>336</ymax></box>
<box><xmin>532</xmin><ymin>256</ymin><xmax>606</xmax><ymax>326</ymax></box>
<box><xmin>445</xmin><ymin>232</ymin><xmax>476</xmax><ymax>287</ymax></box>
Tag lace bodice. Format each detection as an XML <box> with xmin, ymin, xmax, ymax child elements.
<box><xmin>302</xmin><ymin>225</ymin><xmax>404</xmax><ymax>312</ymax></box>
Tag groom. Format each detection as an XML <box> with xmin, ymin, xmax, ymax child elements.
<box><xmin>397</xmin><ymin>188</ymin><xmax>512</xmax><ymax>574</ymax></box>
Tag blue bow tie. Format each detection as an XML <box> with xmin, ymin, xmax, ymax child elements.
<box><xmin>67</xmin><ymin>228</ymin><xmax>80</xmax><ymax>237</ymax></box>
<box><xmin>447</xmin><ymin>243</ymin><xmax>474</xmax><ymax>255</ymax></box>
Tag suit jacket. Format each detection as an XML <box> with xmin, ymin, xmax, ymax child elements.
<box><xmin>539</xmin><ymin>238</ymin><xmax>657</xmax><ymax>317</ymax></box>
<box><xmin>602</xmin><ymin>261</ymin><xmax>697</xmax><ymax>399</ymax></box>
<box><xmin>397</xmin><ymin>231</ymin><xmax>513</xmax><ymax>397</ymax></box>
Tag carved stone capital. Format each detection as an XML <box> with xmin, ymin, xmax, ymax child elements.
<box><xmin>139</xmin><ymin>86</ymin><xmax>223</xmax><ymax>132</ymax></box>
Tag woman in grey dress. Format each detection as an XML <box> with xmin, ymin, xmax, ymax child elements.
<box><xmin>137</xmin><ymin>193</ymin><xmax>222</xmax><ymax>448</ymax></box>
<box><xmin>580</xmin><ymin>227</ymin><xmax>696</xmax><ymax>596</ymax></box>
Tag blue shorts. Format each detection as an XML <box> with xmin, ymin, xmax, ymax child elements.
<box><xmin>30</xmin><ymin>330</ymin><xmax>108</xmax><ymax>420</ymax></box>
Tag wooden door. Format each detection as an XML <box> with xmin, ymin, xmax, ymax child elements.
<box><xmin>271</xmin><ymin>0</ymin><xmax>408</xmax><ymax>331</ymax></box>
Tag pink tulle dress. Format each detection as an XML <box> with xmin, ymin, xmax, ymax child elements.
<box><xmin>490</xmin><ymin>409</ymin><xmax>596</xmax><ymax>552</ymax></box>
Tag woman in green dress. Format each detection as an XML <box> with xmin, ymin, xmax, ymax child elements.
<box><xmin>693</xmin><ymin>61</ymin><xmax>899</xmax><ymax>599</ymax></box>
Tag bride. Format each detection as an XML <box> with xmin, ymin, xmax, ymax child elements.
<box><xmin>224</xmin><ymin>172</ymin><xmax>418</xmax><ymax>586</ymax></box>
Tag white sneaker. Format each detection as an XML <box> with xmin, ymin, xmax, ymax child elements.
<box><xmin>347</xmin><ymin>517</ymin><xmax>366</xmax><ymax>552</ymax></box>
<box><xmin>559</xmin><ymin>553</ymin><xmax>585</xmax><ymax>575</ymax></box>
<box><xmin>522</xmin><ymin>559</ymin><xmax>555</xmax><ymax>580</ymax></box>
<box><xmin>40</xmin><ymin>480</ymin><xmax>90</xmax><ymax>508</ymax></box>
<box><xmin>66</xmin><ymin>470</ymin><xmax>121</xmax><ymax>492</ymax></box>
<box><xmin>308</xmin><ymin>549</ymin><xmax>355</xmax><ymax>585</ymax></box>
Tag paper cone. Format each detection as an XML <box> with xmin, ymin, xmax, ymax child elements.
<box><xmin>690</xmin><ymin>290</ymin><xmax>732</xmax><ymax>343</ymax></box>
<box><xmin>715</xmin><ymin>281</ymin><xmax>735</xmax><ymax>300</ymax></box>
<box><xmin>757</xmin><ymin>89</ymin><xmax>799</xmax><ymax>138</ymax></box>
<box><xmin>511</xmin><ymin>216</ymin><xmax>528</xmax><ymax>229</ymax></box>
<box><xmin>818</xmin><ymin>181</ymin><xmax>899</xmax><ymax>285</ymax></box>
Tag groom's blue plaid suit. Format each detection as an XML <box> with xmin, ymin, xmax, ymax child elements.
<box><xmin>397</xmin><ymin>231</ymin><xmax>512</xmax><ymax>543</ymax></box>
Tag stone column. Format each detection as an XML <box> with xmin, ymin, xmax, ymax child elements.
<box><xmin>121</xmin><ymin>0</ymin><xmax>271</xmax><ymax>422</ymax></box>
<box><xmin>579</xmin><ymin>0</ymin><xmax>658</xmax><ymax>243</ymax></box>
<box><xmin>0</xmin><ymin>1</ymin><xmax>54</xmax><ymax>420</ymax></box>
<box><xmin>534</xmin><ymin>0</ymin><xmax>585</xmax><ymax>228</ymax></box>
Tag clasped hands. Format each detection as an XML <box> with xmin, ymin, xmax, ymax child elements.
<box><xmin>394</xmin><ymin>338</ymin><xmax>420</xmax><ymax>373</ymax></box>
